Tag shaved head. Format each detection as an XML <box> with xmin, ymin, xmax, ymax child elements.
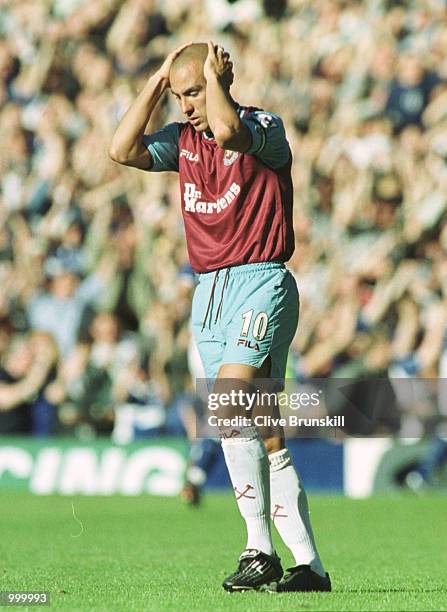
<box><xmin>170</xmin><ymin>43</ymin><xmax>208</xmax><ymax>76</ymax></box>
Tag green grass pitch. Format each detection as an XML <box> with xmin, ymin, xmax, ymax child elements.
<box><xmin>1</xmin><ymin>493</ymin><xmax>446</xmax><ymax>611</ymax></box>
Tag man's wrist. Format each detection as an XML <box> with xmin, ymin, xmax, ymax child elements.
<box><xmin>205</xmin><ymin>72</ymin><xmax>224</xmax><ymax>86</ymax></box>
<box><xmin>147</xmin><ymin>72</ymin><xmax>170</xmax><ymax>93</ymax></box>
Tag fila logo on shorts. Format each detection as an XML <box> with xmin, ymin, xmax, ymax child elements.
<box><xmin>183</xmin><ymin>182</ymin><xmax>241</xmax><ymax>214</ymax></box>
<box><xmin>180</xmin><ymin>149</ymin><xmax>199</xmax><ymax>162</ymax></box>
<box><xmin>237</xmin><ymin>338</ymin><xmax>260</xmax><ymax>351</ymax></box>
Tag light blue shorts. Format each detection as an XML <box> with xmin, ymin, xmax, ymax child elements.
<box><xmin>191</xmin><ymin>262</ymin><xmax>299</xmax><ymax>383</ymax></box>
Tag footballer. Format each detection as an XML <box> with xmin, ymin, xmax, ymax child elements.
<box><xmin>110</xmin><ymin>41</ymin><xmax>331</xmax><ymax>593</ymax></box>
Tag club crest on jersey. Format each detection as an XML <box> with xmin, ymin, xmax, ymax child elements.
<box><xmin>223</xmin><ymin>150</ymin><xmax>239</xmax><ymax>166</ymax></box>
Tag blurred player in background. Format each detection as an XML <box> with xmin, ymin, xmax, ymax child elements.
<box><xmin>110</xmin><ymin>41</ymin><xmax>330</xmax><ymax>593</ymax></box>
<box><xmin>180</xmin><ymin>319</ymin><xmax>221</xmax><ymax>506</ymax></box>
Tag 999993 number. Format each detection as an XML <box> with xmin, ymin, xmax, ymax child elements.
<box><xmin>0</xmin><ymin>592</ymin><xmax>50</xmax><ymax>606</ymax></box>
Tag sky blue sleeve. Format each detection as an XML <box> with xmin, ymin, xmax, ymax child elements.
<box><xmin>241</xmin><ymin>111</ymin><xmax>290</xmax><ymax>170</ymax></box>
<box><xmin>142</xmin><ymin>122</ymin><xmax>180</xmax><ymax>172</ymax></box>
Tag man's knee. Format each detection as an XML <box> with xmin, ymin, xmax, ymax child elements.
<box><xmin>264</xmin><ymin>436</ymin><xmax>285</xmax><ymax>455</ymax></box>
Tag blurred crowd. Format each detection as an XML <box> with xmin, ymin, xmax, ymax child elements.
<box><xmin>1</xmin><ymin>0</ymin><xmax>447</xmax><ymax>439</ymax></box>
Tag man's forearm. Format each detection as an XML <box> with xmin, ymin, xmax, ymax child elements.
<box><xmin>205</xmin><ymin>74</ymin><xmax>244</xmax><ymax>147</ymax></box>
<box><xmin>109</xmin><ymin>73</ymin><xmax>168</xmax><ymax>163</ymax></box>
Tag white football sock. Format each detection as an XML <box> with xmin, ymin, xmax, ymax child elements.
<box><xmin>269</xmin><ymin>448</ymin><xmax>325</xmax><ymax>576</ymax></box>
<box><xmin>221</xmin><ymin>426</ymin><xmax>274</xmax><ymax>555</ymax></box>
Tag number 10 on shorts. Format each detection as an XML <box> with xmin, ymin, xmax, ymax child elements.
<box><xmin>240</xmin><ymin>310</ymin><xmax>269</xmax><ymax>341</ymax></box>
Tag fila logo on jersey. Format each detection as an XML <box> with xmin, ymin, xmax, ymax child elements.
<box><xmin>183</xmin><ymin>182</ymin><xmax>241</xmax><ymax>214</ymax></box>
<box><xmin>180</xmin><ymin>149</ymin><xmax>199</xmax><ymax>162</ymax></box>
<box><xmin>237</xmin><ymin>339</ymin><xmax>260</xmax><ymax>351</ymax></box>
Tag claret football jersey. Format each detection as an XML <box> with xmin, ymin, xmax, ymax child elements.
<box><xmin>143</xmin><ymin>105</ymin><xmax>294</xmax><ymax>273</ymax></box>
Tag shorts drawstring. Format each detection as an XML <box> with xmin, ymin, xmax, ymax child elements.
<box><xmin>214</xmin><ymin>268</ymin><xmax>230</xmax><ymax>324</ymax></box>
<box><xmin>201</xmin><ymin>268</ymin><xmax>230</xmax><ymax>332</ymax></box>
<box><xmin>201</xmin><ymin>271</ymin><xmax>218</xmax><ymax>332</ymax></box>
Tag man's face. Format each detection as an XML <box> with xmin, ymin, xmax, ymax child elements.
<box><xmin>50</xmin><ymin>272</ymin><xmax>78</xmax><ymax>299</ymax></box>
<box><xmin>397</xmin><ymin>54</ymin><xmax>424</xmax><ymax>86</ymax></box>
<box><xmin>170</xmin><ymin>60</ymin><xmax>209</xmax><ymax>132</ymax></box>
<box><xmin>5</xmin><ymin>339</ymin><xmax>33</xmax><ymax>378</ymax></box>
<box><xmin>91</xmin><ymin>312</ymin><xmax>119</xmax><ymax>343</ymax></box>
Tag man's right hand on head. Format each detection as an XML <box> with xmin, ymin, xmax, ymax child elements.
<box><xmin>154</xmin><ymin>42</ymin><xmax>193</xmax><ymax>85</ymax></box>
<box><xmin>110</xmin><ymin>42</ymin><xmax>193</xmax><ymax>170</ymax></box>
